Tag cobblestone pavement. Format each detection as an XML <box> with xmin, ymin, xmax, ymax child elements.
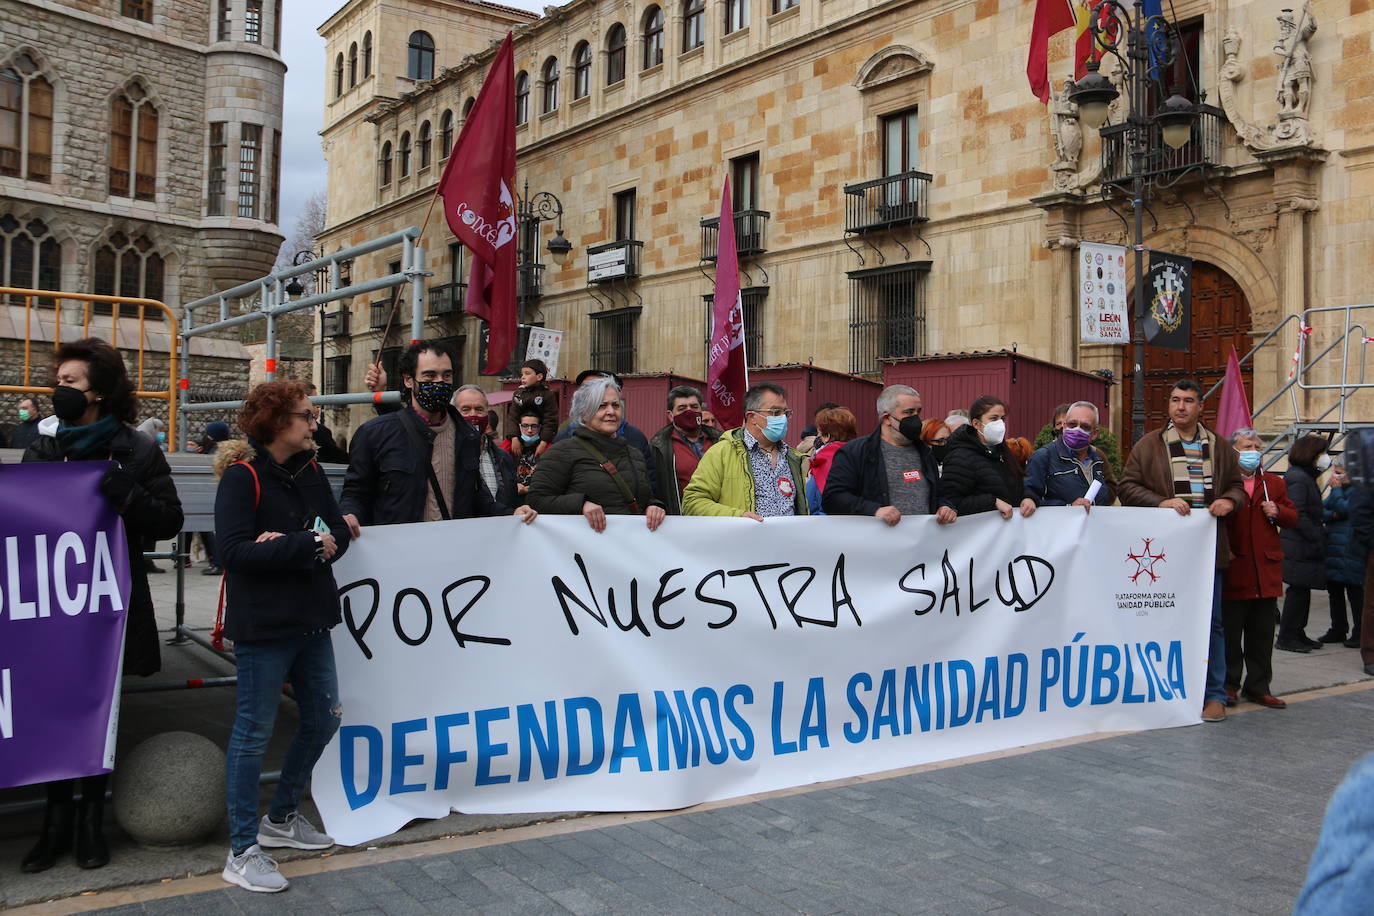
<box><xmin>25</xmin><ymin>682</ymin><xmax>1371</xmax><ymax>916</ymax></box>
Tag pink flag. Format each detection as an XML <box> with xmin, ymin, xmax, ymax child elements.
<box><xmin>437</xmin><ymin>33</ymin><xmax>517</xmax><ymax>374</ymax></box>
<box><xmin>1214</xmin><ymin>345</ymin><xmax>1252</xmax><ymax>439</ymax></box>
<box><xmin>707</xmin><ymin>176</ymin><xmax>748</xmax><ymax>430</ymax></box>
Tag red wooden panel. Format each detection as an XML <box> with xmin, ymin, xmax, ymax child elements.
<box><xmin>619</xmin><ymin>373</ymin><xmax>706</xmax><ymax>436</ymax></box>
<box><xmin>749</xmin><ymin>365</ymin><xmax>882</xmax><ymax>445</ymax></box>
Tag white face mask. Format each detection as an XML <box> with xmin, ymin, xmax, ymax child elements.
<box><xmin>981</xmin><ymin>418</ymin><xmax>1006</xmax><ymax>447</ymax></box>
<box><xmin>1317</xmin><ymin>453</ymin><xmax>1332</xmax><ymax>471</ymax></box>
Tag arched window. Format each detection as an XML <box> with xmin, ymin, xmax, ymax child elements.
<box><xmin>683</xmin><ymin>0</ymin><xmax>704</xmax><ymax>51</ymax></box>
<box><xmin>93</xmin><ymin>231</ymin><xmax>163</xmax><ymax>302</ymax></box>
<box><xmin>398</xmin><ymin>131</ymin><xmax>411</xmax><ymax>178</ymax></box>
<box><xmin>515</xmin><ymin>71</ymin><xmax>529</xmax><ymax>124</ymax></box>
<box><xmin>643</xmin><ymin>7</ymin><xmax>664</xmax><ymax>69</ymax></box>
<box><xmin>440</xmin><ymin>109</ymin><xmax>454</xmax><ymax>157</ymax></box>
<box><xmin>417</xmin><ymin>120</ymin><xmax>431</xmax><ymax>170</ymax></box>
<box><xmin>407</xmin><ymin>31</ymin><xmax>435</xmax><ymax>80</ymax></box>
<box><xmin>334</xmin><ymin>53</ymin><xmax>344</xmax><ymax>98</ymax></box>
<box><xmin>573</xmin><ymin>42</ymin><xmax>592</xmax><ymax>100</ymax></box>
<box><xmin>541</xmin><ymin>58</ymin><xmax>559</xmax><ymax>113</ymax></box>
<box><xmin>109</xmin><ymin>84</ymin><xmax>157</xmax><ymax>201</ymax></box>
<box><xmin>348</xmin><ymin>42</ymin><xmax>358</xmax><ymax>88</ymax></box>
<box><xmin>462</xmin><ymin>96</ymin><xmax>475</xmax><ymax>120</ymax></box>
<box><xmin>725</xmin><ymin>0</ymin><xmax>748</xmax><ymax>34</ymax></box>
<box><xmin>0</xmin><ymin>215</ymin><xmax>60</xmax><ymax>294</ymax></box>
<box><xmin>362</xmin><ymin>31</ymin><xmax>373</xmax><ymax>78</ymax></box>
<box><xmin>378</xmin><ymin>140</ymin><xmax>392</xmax><ymax>186</ymax></box>
<box><xmin>606</xmin><ymin>24</ymin><xmax>626</xmax><ymax>85</ymax></box>
<box><xmin>0</xmin><ymin>56</ymin><xmax>54</xmax><ymax>183</ymax></box>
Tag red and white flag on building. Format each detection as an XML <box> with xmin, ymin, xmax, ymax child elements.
<box><xmin>707</xmin><ymin>176</ymin><xmax>748</xmax><ymax>430</ymax></box>
<box><xmin>437</xmin><ymin>33</ymin><xmax>518</xmax><ymax>374</ymax></box>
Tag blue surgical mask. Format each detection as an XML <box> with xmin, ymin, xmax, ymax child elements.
<box><xmin>520</xmin><ymin>433</ymin><xmax>541</xmax><ymax>445</ymax></box>
<box><xmin>1237</xmin><ymin>450</ymin><xmax>1261</xmax><ymax>472</ymax></box>
<box><xmin>762</xmin><ymin>414</ymin><xmax>789</xmax><ymax>443</ymax></box>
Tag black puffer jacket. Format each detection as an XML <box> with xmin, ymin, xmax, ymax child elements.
<box><xmin>527</xmin><ymin>426</ymin><xmax>662</xmax><ymax>516</ymax></box>
<box><xmin>938</xmin><ymin>423</ymin><xmax>1024</xmax><ymax>516</ymax></box>
<box><xmin>214</xmin><ymin>442</ymin><xmax>352</xmax><ymax>642</ymax></box>
<box><xmin>1282</xmin><ymin>464</ymin><xmax>1327</xmax><ymax>589</ymax></box>
<box><xmin>24</xmin><ymin>424</ymin><xmax>184</xmax><ymax>676</ymax></box>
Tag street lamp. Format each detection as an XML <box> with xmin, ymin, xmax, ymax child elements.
<box><xmin>284</xmin><ymin>249</ymin><xmax>317</xmax><ymax>298</ymax></box>
<box><xmin>517</xmin><ymin>181</ymin><xmax>574</xmax><ymax>308</ymax></box>
<box><xmin>1070</xmin><ymin>0</ymin><xmax>1199</xmax><ymax>444</ymax></box>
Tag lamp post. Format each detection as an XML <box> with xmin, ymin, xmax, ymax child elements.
<box><xmin>284</xmin><ymin>249</ymin><xmax>323</xmax><ymax>390</ymax></box>
<box><xmin>1070</xmin><ymin>0</ymin><xmax>1197</xmax><ymax>445</ymax></box>
<box><xmin>516</xmin><ymin>180</ymin><xmax>573</xmax><ymax>321</ymax></box>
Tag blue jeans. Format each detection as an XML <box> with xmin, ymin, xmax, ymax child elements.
<box><xmin>1205</xmin><ymin>571</ymin><xmax>1227</xmax><ymax>704</ymax></box>
<box><xmin>225</xmin><ymin>632</ymin><xmax>340</xmax><ymax>853</ymax></box>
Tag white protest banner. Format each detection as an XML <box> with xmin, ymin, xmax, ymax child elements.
<box><xmin>313</xmin><ymin>509</ymin><xmax>1214</xmax><ymax>846</ymax></box>
<box><xmin>1080</xmin><ymin>241</ymin><xmax>1129</xmax><ymax>343</ymax></box>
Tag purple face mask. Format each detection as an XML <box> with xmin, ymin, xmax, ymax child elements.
<box><xmin>1062</xmin><ymin>426</ymin><xmax>1092</xmax><ymax>450</ymax></box>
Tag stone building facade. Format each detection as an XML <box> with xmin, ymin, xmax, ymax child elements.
<box><xmin>0</xmin><ymin>0</ymin><xmax>287</xmax><ymax>438</ymax></box>
<box><xmin>316</xmin><ymin>0</ymin><xmax>1374</xmax><ymax>441</ymax></box>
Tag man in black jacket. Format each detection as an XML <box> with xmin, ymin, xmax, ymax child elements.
<box><xmin>340</xmin><ymin>340</ymin><xmax>535</xmax><ymax>535</ymax></box>
<box><xmin>823</xmin><ymin>384</ymin><xmax>957</xmax><ymax>525</ymax></box>
<box><xmin>306</xmin><ymin>383</ymin><xmax>350</xmax><ymax>464</ymax></box>
<box><xmin>454</xmin><ymin>383</ymin><xmax>519</xmax><ymax>510</ymax></box>
<box><xmin>649</xmin><ymin>385</ymin><xmax>721</xmax><ymax>514</ymax></box>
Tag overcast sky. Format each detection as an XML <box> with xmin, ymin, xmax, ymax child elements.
<box><xmin>278</xmin><ymin>0</ymin><xmax>559</xmax><ymax>242</ymax></box>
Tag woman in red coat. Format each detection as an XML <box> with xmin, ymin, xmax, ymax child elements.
<box><xmin>1222</xmin><ymin>429</ymin><xmax>1300</xmax><ymax>708</ymax></box>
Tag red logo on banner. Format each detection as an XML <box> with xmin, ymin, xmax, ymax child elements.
<box><xmin>1125</xmin><ymin>538</ymin><xmax>1167</xmax><ymax>584</ymax></box>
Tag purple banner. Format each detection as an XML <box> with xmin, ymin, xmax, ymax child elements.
<box><xmin>0</xmin><ymin>461</ymin><xmax>131</xmax><ymax>789</ymax></box>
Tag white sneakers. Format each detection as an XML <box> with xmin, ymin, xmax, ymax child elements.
<box><xmin>223</xmin><ymin>813</ymin><xmax>335</xmax><ymax>892</ymax></box>
<box><xmin>257</xmin><ymin>812</ymin><xmax>335</xmax><ymax>850</ymax></box>
<box><xmin>222</xmin><ymin>844</ymin><xmax>288</xmax><ymax>893</ymax></box>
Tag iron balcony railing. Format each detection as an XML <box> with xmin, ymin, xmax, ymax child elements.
<box><xmin>369</xmin><ymin>300</ymin><xmax>390</xmax><ymax>330</ymax></box>
<box><xmin>1101</xmin><ymin>104</ymin><xmax>1226</xmax><ymax>186</ymax></box>
<box><xmin>428</xmin><ymin>281</ymin><xmax>467</xmax><ymax>316</ymax></box>
<box><xmin>700</xmin><ymin>209</ymin><xmax>770</xmax><ymax>262</ymax></box>
<box><xmin>843</xmin><ymin>170</ymin><xmax>932</xmax><ymax>233</ymax></box>
<box><xmin>518</xmin><ymin>263</ymin><xmax>545</xmax><ymax>300</ymax></box>
<box><xmin>322</xmin><ymin>309</ymin><xmax>350</xmax><ymax>338</ymax></box>
<box><xmin>587</xmin><ymin>239</ymin><xmax>644</xmax><ymax>284</ymax></box>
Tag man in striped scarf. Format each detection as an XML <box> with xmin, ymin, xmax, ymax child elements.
<box><xmin>1119</xmin><ymin>379</ymin><xmax>1247</xmax><ymax>723</ymax></box>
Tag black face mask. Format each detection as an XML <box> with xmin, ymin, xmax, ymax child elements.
<box><xmin>51</xmin><ymin>385</ymin><xmax>91</xmax><ymax>423</ymax></box>
<box><xmin>930</xmin><ymin>443</ymin><xmax>949</xmax><ymax>463</ymax></box>
<box><xmin>412</xmin><ymin>380</ymin><xmax>454</xmax><ymax>414</ymax></box>
<box><xmin>897</xmin><ymin>415</ymin><xmax>924</xmax><ymax>445</ymax></box>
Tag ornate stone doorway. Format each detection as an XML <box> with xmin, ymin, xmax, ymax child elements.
<box><xmin>1121</xmin><ymin>260</ymin><xmax>1253</xmax><ymax>435</ymax></box>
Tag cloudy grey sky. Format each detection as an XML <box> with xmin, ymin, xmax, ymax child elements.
<box><xmin>277</xmin><ymin>0</ymin><xmax>558</xmax><ymax>242</ymax></box>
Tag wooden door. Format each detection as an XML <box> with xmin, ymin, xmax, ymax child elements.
<box><xmin>1120</xmin><ymin>260</ymin><xmax>1252</xmax><ymax>440</ymax></box>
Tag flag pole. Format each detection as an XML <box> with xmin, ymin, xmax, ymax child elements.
<box><xmin>373</xmin><ymin>181</ymin><xmax>446</xmax><ymax>370</ymax></box>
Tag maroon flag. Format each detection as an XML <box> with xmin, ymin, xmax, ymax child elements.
<box><xmin>707</xmin><ymin>176</ymin><xmax>748</xmax><ymax>430</ymax></box>
<box><xmin>1214</xmin><ymin>345</ymin><xmax>1252</xmax><ymax>440</ymax></box>
<box><xmin>437</xmin><ymin>33</ymin><xmax>518</xmax><ymax>374</ymax></box>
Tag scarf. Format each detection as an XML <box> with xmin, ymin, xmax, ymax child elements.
<box><xmin>1163</xmin><ymin>424</ymin><xmax>1214</xmax><ymax>505</ymax></box>
<box><xmin>55</xmin><ymin>414</ymin><xmax>124</xmax><ymax>459</ymax></box>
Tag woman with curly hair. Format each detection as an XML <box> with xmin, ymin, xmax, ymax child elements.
<box><xmin>213</xmin><ymin>380</ymin><xmax>351</xmax><ymax>893</ymax></box>
<box><xmin>21</xmin><ymin>337</ymin><xmax>184</xmax><ymax>872</ymax></box>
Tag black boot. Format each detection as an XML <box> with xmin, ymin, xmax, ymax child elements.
<box><xmin>20</xmin><ymin>781</ymin><xmax>75</xmax><ymax>873</ymax></box>
<box><xmin>75</xmin><ymin>776</ymin><xmax>110</xmax><ymax>869</ymax></box>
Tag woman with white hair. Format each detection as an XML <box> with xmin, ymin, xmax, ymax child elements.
<box><xmin>526</xmin><ymin>376</ymin><xmax>665</xmax><ymax>531</ymax></box>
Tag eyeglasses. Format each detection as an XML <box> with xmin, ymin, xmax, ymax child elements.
<box><xmin>1064</xmin><ymin>422</ymin><xmax>1095</xmax><ymax>432</ymax></box>
<box><xmin>930</xmin><ymin>436</ymin><xmax>949</xmax><ymax>445</ymax></box>
<box><xmin>518</xmin><ymin>422</ymin><xmax>541</xmax><ymax>431</ymax></box>
<box><xmin>287</xmin><ymin>410</ymin><xmax>318</xmax><ymax>426</ymax></box>
<box><xmin>751</xmin><ymin>408</ymin><xmax>793</xmax><ymax>418</ymax></box>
